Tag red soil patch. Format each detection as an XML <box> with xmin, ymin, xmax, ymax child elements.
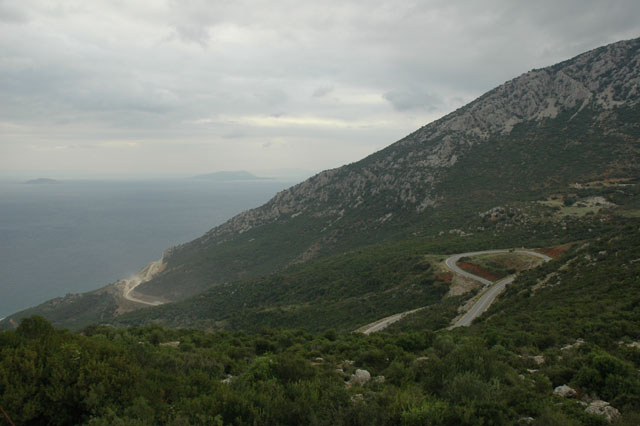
<box><xmin>536</xmin><ymin>242</ymin><xmax>574</xmax><ymax>259</ymax></box>
<box><xmin>437</xmin><ymin>272</ymin><xmax>453</xmax><ymax>283</ymax></box>
<box><xmin>575</xmin><ymin>177</ymin><xmax>633</xmax><ymax>188</ymax></box>
<box><xmin>457</xmin><ymin>261</ymin><xmax>503</xmax><ymax>281</ymax></box>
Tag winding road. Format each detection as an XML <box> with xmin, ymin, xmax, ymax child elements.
<box><xmin>356</xmin><ymin>249</ymin><xmax>551</xmax><ymax>334</ymax></box>
<box><xmin>356</xmin><ymin>307</ymin><xmax>426</xmax><ymax>335</ymax></box>
<box><xmin>121</xmin><ymin>259</ymin><xmax>165</xmax><ymax>306</ymax></box>
<box><xmin>447</xmin><ymin>249</ymin><xmax>551</xmax><ymax>328</ymax></box>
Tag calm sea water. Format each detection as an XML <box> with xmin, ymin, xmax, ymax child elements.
<box><xmin>0</xmin><ymin>179</ymin><xmax>294</xmax><ymax>318</ymax></box>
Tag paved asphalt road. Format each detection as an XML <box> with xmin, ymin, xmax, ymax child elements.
<box><xmin>356</xmin><ymin>249</ymin><xmax>551</xmax><ymax>334</ymax></box>
<box><xmin>447</xmin><ymin>249</ymin><xmax>551</xmax><ymax>328</ymax></box>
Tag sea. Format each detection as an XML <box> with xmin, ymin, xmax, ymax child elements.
<box><xmin>0</xmin><ymin>178</ymin><xmax>296</xmax><ymax>319</ymax></box>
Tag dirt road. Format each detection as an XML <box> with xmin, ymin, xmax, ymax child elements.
<box><xmin>121</xmin><ymin>259</ymin><xmax>165</xmax><ymax>306</ymax></box>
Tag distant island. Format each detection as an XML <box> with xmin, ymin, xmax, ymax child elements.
<box><xmin>191</xmin><ymin>171</ymin><xmax>268</xmax><ymax>181</ymax></box>
<box><xmin>24</xmin><ymin>178</ymin><xmax>59</xmax><ymax>184</ymax></box>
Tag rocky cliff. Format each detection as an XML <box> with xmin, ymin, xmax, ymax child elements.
<box><xmin>183</xmin><ymin>38</ymin><xmax>639</xmax><ymax>246</ymax></box>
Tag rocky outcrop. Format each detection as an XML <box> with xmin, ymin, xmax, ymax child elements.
<box><xmin>561</xmin><ymin>339</ymin><xmax>585</xmax><ymax>351</ymax></box>
<box><xmin>348</xmin><ymin>369</ymin><xmax>371</xmax><ymax>386</ymax></box>
<box><xmin>553</xmin><ymin>385</ymin><xmax>577</xmax><ymax>398</ymax></box>
<box><xmin>585</xmin><ymin>400</ymin><xmax>620</xmax><ymax>423</ymax></box>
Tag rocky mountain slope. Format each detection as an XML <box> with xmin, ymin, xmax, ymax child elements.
<box><xmin>200</xmin><ymin>36</ymin><xmax>640</xmax><ymax>235</ymax></box>
<box><xmin>3</xmin><ymin>37</ymin><xmax>639</xmax><ymax>329</ymax></box>
<box><xmin>137</xmin><ymin>37</ymin><xmax>640</xmax><ymax>300</ymax></box>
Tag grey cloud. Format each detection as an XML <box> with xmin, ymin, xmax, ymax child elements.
<box><xmin>170</xmin><ymin>25</ymin><xmax>210</xmax><ymax>46</ymax></box>
<box><xmin>383</xmin><ymin>89</ymin><xmax>442</xmax><ymax>112</ymax></box>
<box><xmin>223</xmin><ymin>131</ymin><xmax>248</xmax><ymax>139</ymax></box>
<box><xmin>253</xmin><ymin>88</ymin><xmax>289</xmax><ymax>108</ymax></box>
<box><xmin>2</xmin><ymin>0</ymin><xmax>640</xmax><ymax>176</ymax></box>
<box><xmin>167</xmin><ymin>0</ymin><xmax>224</xmax><ymax>46</ymax></box>
<box><xmin>0</xmin><ymin>0</ymin><xmax>28</xmax><ymax>23</ymax></box>
<box><xmin>312</xmin><ymin>86</ymin><xmax>334</xmax><ymax>97</ymax></box>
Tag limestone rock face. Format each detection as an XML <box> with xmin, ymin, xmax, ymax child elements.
<box><xmin>171</xmin><ymin>37</ymin><xmax>640</xmax><ymax>253</ymax></box>
<box><xmin>585</xmin><ymin>400</ymin><xmax>620</xmax><ymax>423</ymax></box>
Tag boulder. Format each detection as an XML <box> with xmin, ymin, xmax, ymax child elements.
<box><xmin>585</xmin><ymin>400</ymin><xmax>620</xmax><ymax>423</ymax></box>
<box><xmin>349</xmin><ymin>369</ymin><xmax>371</xmax><ymax>386</ymax></box>
<box><xmin>350</xmin><ymin>393</ymin><xmax>364</xmax><ymax>403</ymax></box>
<box><xmin>561</xmin><ymin>339</ymin><xmax>585</xmax><ymax>351</ymax></box>
<box><xmin>553</xmin><ymin>385</ymin><xmax>577</xmax><ymax>398</ymax></box>
<box><xmin>531</xmin><ymin>355</ymin><xmax>545</xmax><ymax>365</ymax></box>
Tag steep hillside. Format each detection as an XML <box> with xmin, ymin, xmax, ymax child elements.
<box><xmin>106</xmin><ymin>181</ymin><xmax>639</xmax><ymax>331</ymax></box>
<box><xmin>139</xmin><ymin>37</ymin><xmax>640</xmax><ymax>300</ymax></box>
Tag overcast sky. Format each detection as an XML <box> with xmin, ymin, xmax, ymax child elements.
<box><xmin>1</xmin><ymin>0</ymin><xmax>639</xmax><ymax>178</ymax></box>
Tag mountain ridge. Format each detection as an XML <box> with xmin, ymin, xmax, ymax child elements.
<box><xmin>175</xmin><ymin>37</ymin><xmax>640</xmax><ymax>244</ymax></box>
<box><xmin>137</xmin><ymin>37</ymin><xmax>639</xmax><ymax>300</ymax></box>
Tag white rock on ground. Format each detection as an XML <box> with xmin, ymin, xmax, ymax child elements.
<box><xmin>561</xmin><ymin>339</ymin><xmax>585</xmax><ymax>351</ymax></box>
<box><xmin>553</xmin><ymin>385</ymin><xmax>577</xmax><ymax>398</ymax></box>
<box><xmin>585</xmin><ymin>400</ymin><xmax>620</xmax><ymax>423</ymax></box>
<box><xmin>531</xmin><ymin>355</ymin><xmax>545</xmax><ymax>365</ymax></box>
<box><xmin>349</xmin><ymin>369</ymin><xmax>371</xmax><ymax>386</ymax></box>
<box><xmin>373</xmin><ymin>375</ymin><xmax>385</xmax><ymax>383</ymax></box>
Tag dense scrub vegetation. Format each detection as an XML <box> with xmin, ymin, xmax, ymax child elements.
<box><xmin>2</xmin><ymin>218</ymin><xmax>640</xmax><ymax>424</ymax></box>
<box><xmin>106</xmin><ymin>193</ymin><xmax>629</xmax><ymax>333</ymax></box>
<box><xmin>110</xmin><ymin>240</ymin><xmax>450</xmax><ymax>332</ymax></box>
<box><xmin>1</xmin><ymin>309</ymin><xmax>638</xmax><ymax>425</ymax></box>
<box><xmin>4</xmin><ymin>290</ymin><xmax>122</xmax><ymax>331</ymax></box>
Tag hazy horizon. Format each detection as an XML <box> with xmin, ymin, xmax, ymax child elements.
<box><xmin>0</xmin><ymin>168</ymin><xmax>318</xmax><ymax>183</ymax></box>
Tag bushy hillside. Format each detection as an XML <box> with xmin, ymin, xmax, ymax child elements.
<box><xmin>3</xmin><ymin>216</ymin><xmax>640</xmax><ymax>426</ymax></box>
<box><xmin>95</xmin><ymin>188</ymin><xmax>626</xmax><ymax>335</ymax></box>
